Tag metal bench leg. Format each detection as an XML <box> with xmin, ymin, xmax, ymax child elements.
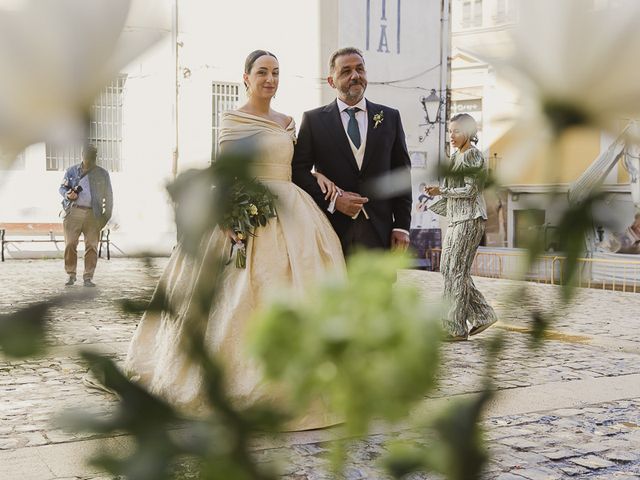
<box><xmin>106</xmin><ymin>229</ymin><xmax>111</xmax><ymax>260</ymax></box>
<box><xmin>1</xmin><ymin>229</ymin><xmax>5</xmax><ymax>262</ymax></box>
<box><xmin>98</xmin><ymin>230</ymin><xmax>103</xmax><ymax>259</ymax></box>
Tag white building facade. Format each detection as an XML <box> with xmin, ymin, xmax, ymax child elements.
<box><xmin>450</xmin><ymin>0</ymin><xmax>638</xmax><ymax>251</ymax></box>
<box><xmin>0</xmin><ymin>0</ymin><xmax>450</xmax><ymax>258</ymax></box>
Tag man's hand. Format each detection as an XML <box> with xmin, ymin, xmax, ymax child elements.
<box><xmin>390</xmin><ymin>230</ymin><xmax>410</xmax><ymax>252</ymax></box>
<box><xmin>66</xmin><ymin>191</ymin><xmax>78</xmax><ymax>201</ymax></box>
<box><xmin>335</xmin><ymin>192</ymin><xmax>369</xmax><ymax>217</ymax></box>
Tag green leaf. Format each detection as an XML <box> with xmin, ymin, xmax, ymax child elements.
<box><xmin>0</xmin><ymin>291</ymin><xmax>96</xmax><ymax>358</ymax></box>
<box><xmin>555</xmin><ymin>191</ymin><xmax>608</xmax><ymax>301</ymax></box>
<box><xmin>249</xmin><ymin>251</ymin><xmax>443</xmax><ymax>473</ymax></box>
<box><xmin>0</xmin><ymin>301</ymin><xmax>50</xmax><ymax>357</ymax></box>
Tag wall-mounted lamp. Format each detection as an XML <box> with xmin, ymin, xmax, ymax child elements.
<box><xmin>418</xmin><ymin>89</ymin><xmax>445</xmax><ymax>142</ymax></box>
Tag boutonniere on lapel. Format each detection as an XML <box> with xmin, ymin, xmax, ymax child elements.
<box><xmin>373</xmin><ymin>110</ymin><xmax>384</xmax><ymax>129</ymax></box>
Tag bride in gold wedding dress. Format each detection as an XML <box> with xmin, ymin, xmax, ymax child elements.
<box><xmin>124</xmin><ymin>50</ymin><xmax>345</xmax><ymax>430</ymax></box>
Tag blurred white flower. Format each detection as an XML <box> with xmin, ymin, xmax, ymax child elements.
<box><xmin>0</xmin><ymin>0</ymin><xmax>163</xmax><ymax>166</ymax></box>
<box><xmin>477</xmin><ymin>0</ymin><xmax>640</xmax><ymax>183</ymax></box>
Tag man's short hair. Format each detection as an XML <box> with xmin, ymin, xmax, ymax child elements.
<box><xmin>328</xmin><ymin>47</ymin><xmax>365</xmax><ymax>75</ymax></box>
<box><xmin>83</xmin><ymin>144</ymin><xmax>97</xmax><ymax>156</ymax></box>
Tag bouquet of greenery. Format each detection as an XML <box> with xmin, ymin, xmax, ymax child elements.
<box><xmin>219</xmin><ymin>179</ymin><xmax>278</xmax><ymax>268</ymax></box>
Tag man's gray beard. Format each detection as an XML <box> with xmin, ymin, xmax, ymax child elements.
<box><xmin>342</xmin><ymin>87</ymin><xmax>364</xmax><ymax>103</ymax></box>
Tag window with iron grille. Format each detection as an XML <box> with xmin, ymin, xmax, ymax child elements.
<box><xmin>494</xmin><ymin>0</ymin><xmax>516</xmax><ymax>24</ymax></box>
<box><xmin>46</xmin><ymin>75</ymin><xmax>126</xmax><ymax>172</ymax></box>
<box><xmin>461</xmin><ymin>0</ymin><xmax>483</xmax><ymax>28</ymax></box>
<box><xmin>472</xmin><ymin>0</ymin><xmax>483</xmax><ymax>27</ymax></box>
<box><xmin>462</xmin><ymin>1</ymin><xmax>472</xmax><ymax>27</ymax></box>
<box><xmin>211</xmin><ymin>82</ymin><xmax>241</xmax><ymax>161</ymax></box>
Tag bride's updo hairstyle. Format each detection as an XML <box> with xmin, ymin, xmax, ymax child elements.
<box><xmin>450</xmin><ymin>113</ymin><xmax>479</xmax><ymax>145</ymax></box>
<box><xmin>244</xmin><ymin>49</ymin><xmax>278</xmax><ymax>89</ymax></box>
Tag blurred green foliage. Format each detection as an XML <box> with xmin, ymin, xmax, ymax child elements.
<box><xmin>251</xmin><ymin>251</ymin><xmax>442</xmax><ymax>471</ymax></box>
<box><xmin>167</xmin><ymin>149</ymin><xmax>255</xmax><ymax>256</ymax></box>
<box><xmin>0</xmin><ymin>300</ymin><xmax>50</xmax><ymax>357</ymax></box>
<box><xmin>0</xmin><ymin>291</ymin><xmax>95</xmax><ymax>358</ymax></box>
<box><xmin>542</xmin><ymin>99</ymin><xmax>592</xmax><ymax>135</ymax></box>
<box><xmin>382</xmin><ymin>333</ymin><xmax>504</xmax><ymax>480</ymax></box>
<box><xmin>552</xmin><ymin>192</ymin><xmax>608</xmax><ymax>301</ymax></box>
<box><xmin>0</xmin><ymin>6</ymin><xmax>632</xmax><ymax>479</ymax></box>
<box><xmin>0</xmin><ymin>125</ymin><xmax>612</xmax><ymax>480</ymax></box>
<box><xmin>66</xmin><ymin>348</ymin><xmax>281</xmax><ymax>480</ymax></box>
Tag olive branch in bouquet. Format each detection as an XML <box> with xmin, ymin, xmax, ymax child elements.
<box><xmin>218</xmin><ymin>180</ymin><xmax>278</xmax><ymax>268</ymax></box>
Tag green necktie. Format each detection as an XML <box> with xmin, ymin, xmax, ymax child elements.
<box><xmin>346</xmin><ymin>107</ymin><xmax>361</xmax><ymax>149</ymax></box>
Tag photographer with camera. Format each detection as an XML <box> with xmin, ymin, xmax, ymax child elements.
<box><xmin>59</xmin><ymin>144</ymin><xmax>113</xmax><ymax>287</ymax></box>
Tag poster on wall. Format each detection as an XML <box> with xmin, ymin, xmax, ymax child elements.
<box><xmin>410</xmin><ymin>227</ymin><xmax>442</xmax><ymax>270</ymax></box>
<box><xmin>409</xmin><ymin>151</ymin><xmax>442</xmax><ymax>269</ymax></box>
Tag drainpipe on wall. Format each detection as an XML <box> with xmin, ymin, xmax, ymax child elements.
<box><xmin>439</xmin><ymin>0</ymin><xmax>452</xmax><ymax>166</ymax></box>
<box><xmin>171</xmin><ymin>0</ymin><xmax>179</xmax><ymax>179</ymax></box>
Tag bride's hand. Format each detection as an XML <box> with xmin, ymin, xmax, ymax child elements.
<box><xmin>313</xmin><ymin>172</ymin><xmax>341</xmax><ymax>201</ymax></box>
<box><xmin>225</xmin><ymin>230</ymin><xmax>240</xmax><ymax>243</ymax></box>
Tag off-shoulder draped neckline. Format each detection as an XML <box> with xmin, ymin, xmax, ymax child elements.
<box><xmin>228</xmin><ymin>110</ymin><xmax>295</xmax><ymax>131</ymax></box>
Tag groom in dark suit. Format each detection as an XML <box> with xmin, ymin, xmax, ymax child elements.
<box><xmin>292</xmin><ymin>47</ymin><xmax>412</xmax><ymax>255</ymax></box>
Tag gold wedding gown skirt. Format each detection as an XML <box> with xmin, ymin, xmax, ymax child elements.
<box><xmin>125</xmin><ymin>111</ymin><xmax>345</xmax><ymax>430</ymax></box>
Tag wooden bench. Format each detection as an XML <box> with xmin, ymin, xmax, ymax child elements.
<box><xmin>0</xmin><ymin>223</ymin><xmax>110</xmax><ymax>262</ymax></box>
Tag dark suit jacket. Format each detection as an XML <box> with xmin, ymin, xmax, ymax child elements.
<box><xmin>292</xmin><ymin>99</ymin><xmax>412</xmax><ymax>249</ymax></box>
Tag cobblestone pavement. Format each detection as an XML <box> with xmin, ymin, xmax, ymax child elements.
<box><xmin>261</xmin><ymin>398</ymin><xmax>640</xmax><ymax>480</ymax></box>
<box><xmin>1</xmin><ymin>259</ymin><xmax>640</xmax><ymax>479</ymax></box>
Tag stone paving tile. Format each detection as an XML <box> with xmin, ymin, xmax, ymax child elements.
<box><xmin>265</xmin><ymin>397</ymin><xmax>640</xmax><ymax>479</ymax></box>
<box><xmin>2</xmin><ymin>260</ymin><xmax>640</xmax><ymax>478</ymax></box>
<box><xmin>0</xmin><ymin>258</ymin><xmax>167</xmax><ymax>345</ymax></box>
<box><xmin>0</xmin><ymin>258</ymin><xmax>164</xmax><ymax>347</ymax></box>
<box><xmin>432</xmin><ymin>333</ymin><xmax>640</xmax><ymax>398</ymax></box>
<box><xmin>0</xmin><ymin>354</ymin><xmax>122</xmax><ymax>448</ymax></box>
<box><xmin>399</xmin><ymin>270</ymin><xmax>640</xmax><ymax>347</ymax></box>
<box><xmin>1</xmin><ymin>259</ymin><xmax>159</xmax><ymax>450</ymax></box>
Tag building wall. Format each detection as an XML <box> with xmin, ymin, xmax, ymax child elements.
<box><xmin>336</xmin><ymin>0</ymin><xmax>449</xmax><ymax>233</ymax></box>
<box><xmin>175</xmin><ymin>0</ymin><xmax>329</xmax><ymax>171</ymax></box>
<box><xmin>490</xmin><ymin>126</ymin><xmax>603</xmax><ymax>185</ymax></box>
<box><xmin>0</xmin><ymin>0</ymin><xmax>448</xmax><ymax>257</ymax></box>
<box><xmin>451</xmin><ymin>0</ymin><xmax>518</xmax><ymax>151</ymax></box>
<box><xmin>176</xmin><ymin>0</ymin><xmax>450</xmax><ymax>243</ymax></box>
<box><xmin>175</xmin><ymin>0</ymin><xmax>448</xmax><ymax>183</ymax></box>
<box><xmin>0</xmin><ymin>0</ymin><xmax>177</xmax><ymax>255</ymax></box>
<box><xmin>451</xmin><ymin>0</ymin><xmax>635</xmax><ymax>250</ymax></box>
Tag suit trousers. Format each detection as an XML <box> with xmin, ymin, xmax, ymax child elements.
<box><xmin>341</xmin><ymin>214</ymin><xmax>384</xmax><ymax>256</ymax></box>
<box><xmin>63</xmin><ymin>207</ymin><xmax>100</xmax><ymax>280</ymax></box>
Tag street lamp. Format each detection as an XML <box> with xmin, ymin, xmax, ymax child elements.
<box><xmin>419</xmin><ymin>89</ymin><xmax>445</xmax><ymax>142</ymax></box>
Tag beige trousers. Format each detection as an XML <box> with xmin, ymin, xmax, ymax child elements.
<box><xmin>63</xmin><ymin>207</ymin><xmax>100</xmax><ymax>280</ymax></box>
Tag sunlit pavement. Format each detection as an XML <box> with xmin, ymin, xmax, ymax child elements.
<box><xmin>1</xmin><ymin>258</ymin><xmax>639</xmax><ymax>479</ymax></box>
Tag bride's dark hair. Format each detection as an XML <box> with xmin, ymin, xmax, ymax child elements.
<box><xmin>244</xmin><ymin>50</ymin><xmax>278</xmax><ymax>89</ymax></box>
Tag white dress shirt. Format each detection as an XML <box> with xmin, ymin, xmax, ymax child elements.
<box><xmin>75</xmin><ymin>173</ymin><xmax>92</xmax><ymax>208</ymax></box>
<box><xmin>337</xmin><ymin>97</ymin><xmax>368</xmax><ymax>170</ymax></box>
